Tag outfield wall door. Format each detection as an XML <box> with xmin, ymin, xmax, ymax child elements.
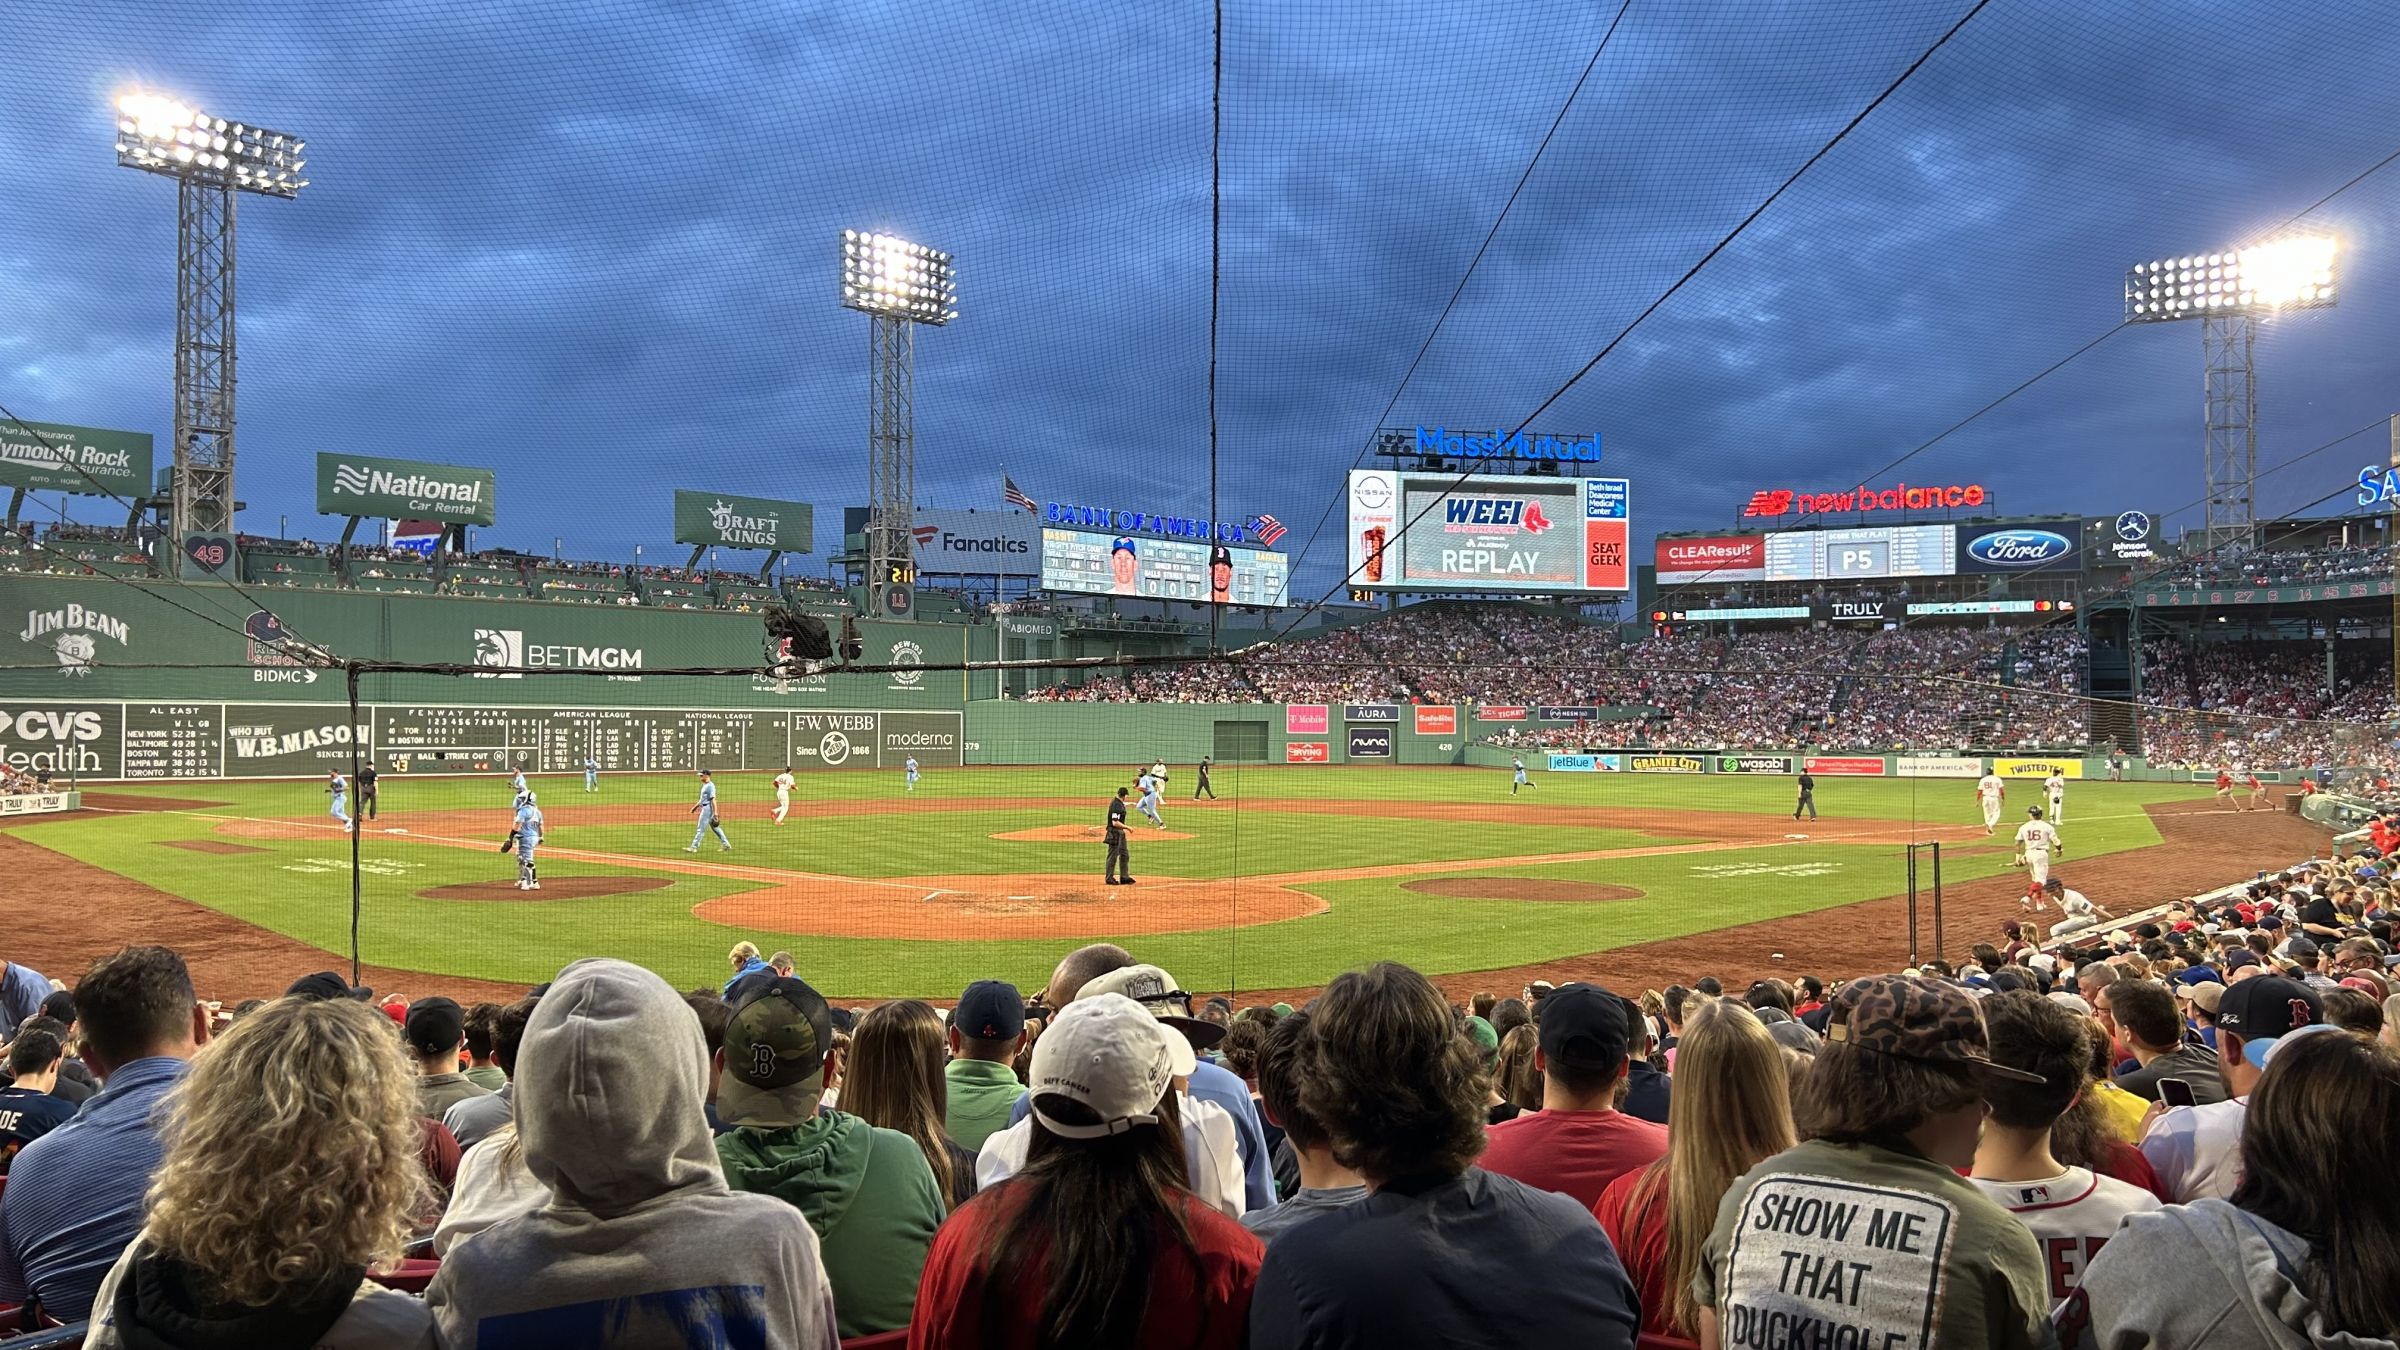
<box><xmin>1212</xmin><ymin>719</ymin><xmax>1268</xmax><ymax>763</ymax></box>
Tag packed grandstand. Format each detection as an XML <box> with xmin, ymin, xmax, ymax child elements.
<box><xmin>0</xmin><ymin>807</ymin><xmax>2391</xmax><ymax>1347</ymax></box>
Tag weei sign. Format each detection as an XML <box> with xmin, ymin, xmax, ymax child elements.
<box><xmin>0</xmin><ymin>421</ymin><xmax>153</xmax><ymax>498</ymax></box>
<box><xmin>673</xmin><ymin>490</ymin><xmax>813</xmax><ymax>553</ymax></box>
<box><xmin>317</xmin><ymin>453</ymin><xmax>496</xmax><ymax>526</ymax></box>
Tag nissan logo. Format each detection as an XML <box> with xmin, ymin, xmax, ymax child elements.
<box><xmin>1966</xmin><ymin>529</ymin><xmax>2071</xmax><ymax>567</ymax></box>
<box><xmin>1353</xmin><ymin>476</ymin><xmax>1393</xmax><ymax>510</ymax></box>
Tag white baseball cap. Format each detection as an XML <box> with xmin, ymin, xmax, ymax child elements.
<box><xmin>1075</xmin><ymin>963</ymin><xmax>1218</xmax><ymax>1076</ymax></box>
<box><xmin>1028</xmin><ymin>993</ymin><xmax>1177</xmax><ymax>1140</ymax></box>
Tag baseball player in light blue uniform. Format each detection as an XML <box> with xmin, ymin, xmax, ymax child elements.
<box><xmin>328</xmin><ymin>770</ymin><xmax>352</xmax><ymax>830</ymax></box>
<box><xmin>905</xmin><ymin>756</ymin><xmax>920</xmax><ymax>792</ymax></box>
<box><xmin>686</xmin><ymin>769</ymin><xmax>732</xmax><ymax>852</ymax></box>
<box><xmin>1511</xmin><ymin>755</ymin><xmax>1533</xmax><ymax>795</ymax></box>
<box><xmin>1136</xmin><ymin>771</ymin><xmax>1165</xmax><ymax>828</ymax></box>
<box><xmin>511</xmin><ymin>791</ymin><xmax>544</xmax><ymax>890</ymax></box>
<box><xmin>510</xmin><ymin>768</ymin><xmax>528</xmax><ymax>799</ymax></box>
<box><xmin>582</xmin><ymin>756</ymin><xmax>599</xmax><ymax>792</ymax></box>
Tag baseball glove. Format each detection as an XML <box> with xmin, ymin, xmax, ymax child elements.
<box><xmin>500</xmin><ymin>831</ymin><xmax>519</xmax><ymax>853</ymax></box>
<box><xmin>2010</xmin><ymin>854</ymin><xmax>2025</xmax><ymax>867</ymax></box>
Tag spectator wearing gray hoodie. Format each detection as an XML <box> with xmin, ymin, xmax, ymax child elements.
<box><xmin>2057</xmin><ymin>1027</ymin><xmax>2400</xmax><ymax>1350</ymax></box>
<box><xmin>426</xmin><ymin>959</ymin><xmax>838</xmax><ymax>1349</ymax></box>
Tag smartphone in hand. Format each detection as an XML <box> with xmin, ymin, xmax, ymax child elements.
<box><xmin>2158</xmin><ymin>1077</ymin><xmax>2198</xmax><ymax>1110</ymax></box>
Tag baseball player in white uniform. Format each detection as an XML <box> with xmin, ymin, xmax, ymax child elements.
<box><xmin>1976</xmin><ymin>771</ymin><xmax>2006</xmax><ymax>834</ymax></box>
<box><xmin>772</xmin><ymin>767</ymin><xmax>796</xmax><ymax>825</ymax></box>
<box><xmin>2040</xmin><ymin>878</ymin><xmax>2110</xmax><ymax>936</ymax></box>
<box><xmin>2043</xmin><ymin>771</ymin><xmax>2066</xmax><ymax>829</ymax></box>
<box><xmin>2014</xmin><ymin>806</ymin><xmax>2062</xmax><ymax>892</ymax></box>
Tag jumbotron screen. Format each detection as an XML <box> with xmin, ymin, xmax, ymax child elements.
<box><xmin>1345</xmin><ymin>470</ymin><xmax>1629</xmax><ymax>593</ymax></box>
<box><xmin>1040</xmin><ymin>528</ymin><xmax>1290</xmax><ymax>606</ymax></box>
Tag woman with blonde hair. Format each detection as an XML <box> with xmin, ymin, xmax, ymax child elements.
<box><xmin>842</xmin><ymin>998</ymin><xmax>976</xmax><ymax>1208</ymax></box>
<box><xmin>87</xmin><ymin>996</ymin><xmax>433</xmax><ymax>1347</ymax></box>
<box><xmin>722</xmin><ymin>940</ymin><xmax>767</xmax><ymax>995</ymax></box>
<box><xmin>1592</xmin><ymin>997</ymin><xmax>1795</xmax><ymax>1340</ymax></box>
<box><xmin>1494</xmin><ymin>1022</ymin><xmax>1543</xmax><ymax>1113</ymax></box>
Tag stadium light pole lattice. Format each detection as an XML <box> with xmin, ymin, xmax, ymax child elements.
<box><xmin>113</xmin><ymin>92</ymin><xmax>310</xmax><ymax>554</ymax></box>
<box><xmin>2124</xmin><ymin>234</ymin><xmax>2338</xmax><ymax>540</ymax></box>
<box><xmin>841</xmin><ymin>230</ymin><xmax>956</xmax><ymax>617</ymax></box>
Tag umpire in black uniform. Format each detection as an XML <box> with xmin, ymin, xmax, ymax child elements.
<box><xmin>1105</xmin><ymin>787</ymin><xmax>1135</xmax><ymax>885</ymax></box>
<box><xmin>1793</xmin><ymin>769</ymin><xmax>1816</xmax><ymax>821</ymax></box>
<box><xmin>1193</xmin><ymin>757</ymin><xmax>1216</xmax><ymax>800</ymax></box>
<box><xmin>357</xmin><ymin>762</ymin><xmax>380</xmax><ymax>821</ymax></box>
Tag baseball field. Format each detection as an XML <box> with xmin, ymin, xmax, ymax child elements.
<box><xmin>0</xmin><ymin>764</ymin><xmax>2319</xmax><ymax>1004</ymax></box>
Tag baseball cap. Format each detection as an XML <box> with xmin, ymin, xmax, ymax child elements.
<box><xmin>286</xmin><ymin>971</ymin><xmax>372</xmax><ymax>1002</ymax></box>
<box><xmin>718</xmin><ymin>976</ymin><xmax>833</xmax><ymax>1126</ymax></box>
<box><xmin>1027</xmin><ymin>993</ymin><xmax>1175</xmax><ymax>1140</ymax></box>
<box><xmin>2340</xmin><ymin>975</ymin><xmax>2387</xmax><ymax>996</ymax></box>
<box><xmin>1536</xmin><ymin>983</ymin><xmax>1630</xmax><ymax>1073</ymax></box>
<box><xmin>2171</xmin><ymin>965</ymin><xmax>2223</xmax><ymax>988</ymax></box>
<box><xmin>2215</xmin><ymin>975</ymin><xmax>2325</xmax><ymax>1069</ymax></box>
<box><xmin>1271</xmin><ymin>1002</ymin><xmax>1294</xmax><ymax>1018</ymax></box>
<box><xmin>2224</xmin><ymin>950</ymin><xmax>2263</xmax><ymax>973</ymax></box>
<box><xmin>403</xmin><ymin>996</ymin><xmax>465</xmax><ymax>1056</ymax></box>
<box><xmin>954</xmin><ymin>980</ymin><xmax>1027</xmax><ymax>1041</ymax></box>
<box><xmin>1075</xmin><ymin>964</ymin><xmax>1221</xmax><ymax>1077</ymax></box>
<box><xmin>2179</xmin><ymin>981</ymin><xmax>2225</xmax><ymax>1016</ymax></box>
<box><xmin>1463</xmin><ymin>1015</ymin><xmax>1499</xmax><ymax>1064</ymax></box>
<box><xmin>2045</xmin><ymin>991</ymin><xmax>2092</xmax><ymax>1014</ymax></box>
<box><xmin>2027</xmin><ymin>952</ymin><xmax>2059</xmax><ymax>975</ymax></box>
<box><xmin>1826</xmin><ymin>975</ymin><xmax>2044</xmax><ymax>1083</ymax></box>
<box><xmin>2285</xmin><ymin>935</ymin><xmax>2321</xmax><ymax>959</ymax></box>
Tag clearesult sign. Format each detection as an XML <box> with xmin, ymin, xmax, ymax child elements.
<box><xmin>0</xmin><ymin>421</ymin><xmax>153</xmax><ymax>498</ymax></box>
<box><xmin>1630</xmin><ymin>753</ymin><xmax>1705</xmax><ymax>774</ymax></box>
<box><xmin>674</xmin><ymin>490</ymin><xmax>813</xmax><ymax>553</ymax></box>
<box><xmin>1715</xmin><ymin>754</ymin><xmax>1793</xmax><ymax>774</ymax></box>
<box><xmin>317</xmin><ymin>453</ymin><xmax>497</xmax><ymax>526</ymax></box>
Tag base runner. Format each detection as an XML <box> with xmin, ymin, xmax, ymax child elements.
<box><xmin>2014</xmin><ymin>806</ymin><xmax>2062</xmax><ymax>892</ymax></box>
<box><xmin>1977</xmin><ymin>770</ymin><xmax>2006</xmax><ymax>835</ymax></box>
<box><xmin>772</xmin><ymin>767</ymin><xmax>795</xmax><ymax>824</ymax></box>
<box><xmin>1135</xmin><ymin>771</ymin><xmax>1166</xmax><ymax>829</ymax></box>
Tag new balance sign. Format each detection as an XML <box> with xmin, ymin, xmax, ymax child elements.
<box><xmin>317</xmin><ymin>453</ymin><xmax>497</xmax><ymax>526</ymax></box>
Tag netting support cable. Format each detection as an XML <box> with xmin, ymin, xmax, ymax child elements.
<box><xmin>346</xmin><ymin>660</ymin><xmax>364</xmax><ymax>987</ymax></box>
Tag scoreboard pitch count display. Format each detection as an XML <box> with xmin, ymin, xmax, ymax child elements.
<box><xmin>1346</xmin><ymin>470</ymin><xmax>1629</xmax><ymax>593</ymax></box>
<box><xmin>1764</xmin><ymin>524</ymin><xmax>1954</xmax><ymax>582</ymax></box>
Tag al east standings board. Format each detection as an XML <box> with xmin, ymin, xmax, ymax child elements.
<box><xmin>1346</xmin><ymin>470</ymin><xmax>1628</xmax><ymax>593</ymax></box>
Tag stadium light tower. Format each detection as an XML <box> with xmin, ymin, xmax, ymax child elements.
<box><xmin>113</xmin><ymin>91</ymin><xmax>311</xmax><ymax>553</ymax></box>
<box><xmin>2124</xmin><ymin>234</ymin><xmax>2339</xmax><ymax>540</ymax></box>
<box><xmin>841</xmin><ymin>230</ymin><xmax>956</xmax><ymax>618</ymax></box>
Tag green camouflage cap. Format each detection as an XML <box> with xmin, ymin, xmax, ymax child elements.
<box><xmin>719</xmin><ymin>975</ymin><xmax>833</xmax><ymax>1127</ymax></box>
<box><xmin>1825</xmin><ymin>975</ymin><xmax>2044</xmax><ymax>1084</ymax></box>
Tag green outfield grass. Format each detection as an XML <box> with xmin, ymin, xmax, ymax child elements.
<box><xmin>16</xmin><ymin>766</ymin><xmax>2207</xmax><ymax>996</ymax></box>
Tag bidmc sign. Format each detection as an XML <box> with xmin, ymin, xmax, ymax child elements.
<box><xmin>1743</xmin><ymin>482</ymin><xmax>1986</xmax><ymax>518</ymax></box>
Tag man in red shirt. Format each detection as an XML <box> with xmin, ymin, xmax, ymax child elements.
<box><xmin>2214</xmin><ymin>769</ymin><xmax>2237</xmax><ymax>811</ymax></box>
<box><xmin>1478</xmin><ymin>983</ymin><xmax>1666</xmax><ymax>1209</ymax></box>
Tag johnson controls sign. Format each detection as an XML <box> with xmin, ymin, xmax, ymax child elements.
<box><xmin>317</xmin><ymin>453</ymin><xmax>497</xmax><ymax>526</ymax></box>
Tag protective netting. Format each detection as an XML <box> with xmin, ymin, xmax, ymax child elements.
<box><xmin>2</xmin><ymin>0</ymin><xmax>2398</xmax><ymax>1002</ymax></box>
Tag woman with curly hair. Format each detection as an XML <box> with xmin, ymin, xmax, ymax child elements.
<box><xmin>87</xmin><ymin>995</ymin><xmax>433</xmax><ymax>1348</ymax></box>
<box><xmin>1248</xmin><ymin>961</ymin><xmax>1639</xmax><ymax>1349</ymax></box>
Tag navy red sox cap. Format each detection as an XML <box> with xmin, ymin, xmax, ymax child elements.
<box><xmin>2215</xmin><ymin>975</ymin><xmax>2323</xmax><ymax>1068</ymax></box>
<box><xmin>955</xmin><ymin>980</ymin><xmax>1027</xmax><ymax>1041</ymax></box>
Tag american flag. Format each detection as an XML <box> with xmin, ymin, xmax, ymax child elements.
<box><xmin>1249</xmin><ymin>513</ymin><xmax>1288</xmax><ymax>547</ymax></box>
<box><xmin>1002</xmin><ymin>474</ymin><xmax>1037</xmax><ymax>513</ymax></box>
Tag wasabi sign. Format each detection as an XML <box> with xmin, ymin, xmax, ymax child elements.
<box><xmin>0</xmin><ymin>422</ymin><xmax>153</xmax><ymax>497</ymax></box>
<box><xmin>316</xmin><ymin>453</ymin><xmax>496</xmax><ymax>526</ymax></box>
<box><xmin>673</xmin><ymin>490</ymin><xmax>813</xmax><ymax>553</ymax></box>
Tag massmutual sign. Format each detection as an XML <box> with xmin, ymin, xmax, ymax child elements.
<box><xmin>317</xmin><ymin>453</ymin><xmax>496</xmax><ymax>527</ymax></box>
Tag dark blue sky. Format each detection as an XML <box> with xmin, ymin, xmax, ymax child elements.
<box><xmin>6</xmin><ymin>0</ymin><xmax>2398</xmax><ymax>601</ymax></box>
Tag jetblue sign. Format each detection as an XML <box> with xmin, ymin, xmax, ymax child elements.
<box><xmin>1405</xmin><ymin>425</ymin><xmax>1601</xmax><ymax>465</ymax></box>
<box><xmin>1955</xmin><ymin>520</ymin><xmax>2081</xmax><ymax>574</ymax></box>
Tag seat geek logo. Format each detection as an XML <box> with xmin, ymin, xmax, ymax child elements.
<box><xmin>1963</xmin><ymin>528</ymin><xmax>2071</xmax><ymax>569</ymax></box>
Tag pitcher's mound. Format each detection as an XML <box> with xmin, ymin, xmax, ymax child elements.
<box><xmin>991</xmin><ymin>824</ymin><xmax>1194</xmax><ymax>842</ymax></box>
<box><xmin>419</xmin><ymin>876</ymin><xmax>676</xmax><ymax>903</ymax></box>
<box><xmin>1403</xmin><ymin>878</ymin><xmax>1646</xmax><ymax>903</ymax></box>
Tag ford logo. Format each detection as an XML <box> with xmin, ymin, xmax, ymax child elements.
<box><xmin>1966</xmin><ymin>530</ymin><xmax>2071</xmax><ymax>567</ymax></box>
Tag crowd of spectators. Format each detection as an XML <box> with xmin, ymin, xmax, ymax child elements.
<box><xmin>2147</xmin><ymin>543</ymin><xmax>2389</xmax><ymax>590</ymax></box>
<box><xmin>2138</xmin><ymin>638</ymin><xmax>2397</xmax><ymax>770</ymax></box>
<box><xmin>1</xmin><ymin>825</ymin><xmax>2395</xmax><ymax>1347</ymax></box>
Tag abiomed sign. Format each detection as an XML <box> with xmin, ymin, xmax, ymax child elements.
<box><xmin>674</xmin><ymin>490</ymin><xmax>812</xmax><ymax>553</ymax></box>
<box><xmin>317</xmin><ymin>453</ymin><xmax>496</xmax><ymax>526</ymax></box>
